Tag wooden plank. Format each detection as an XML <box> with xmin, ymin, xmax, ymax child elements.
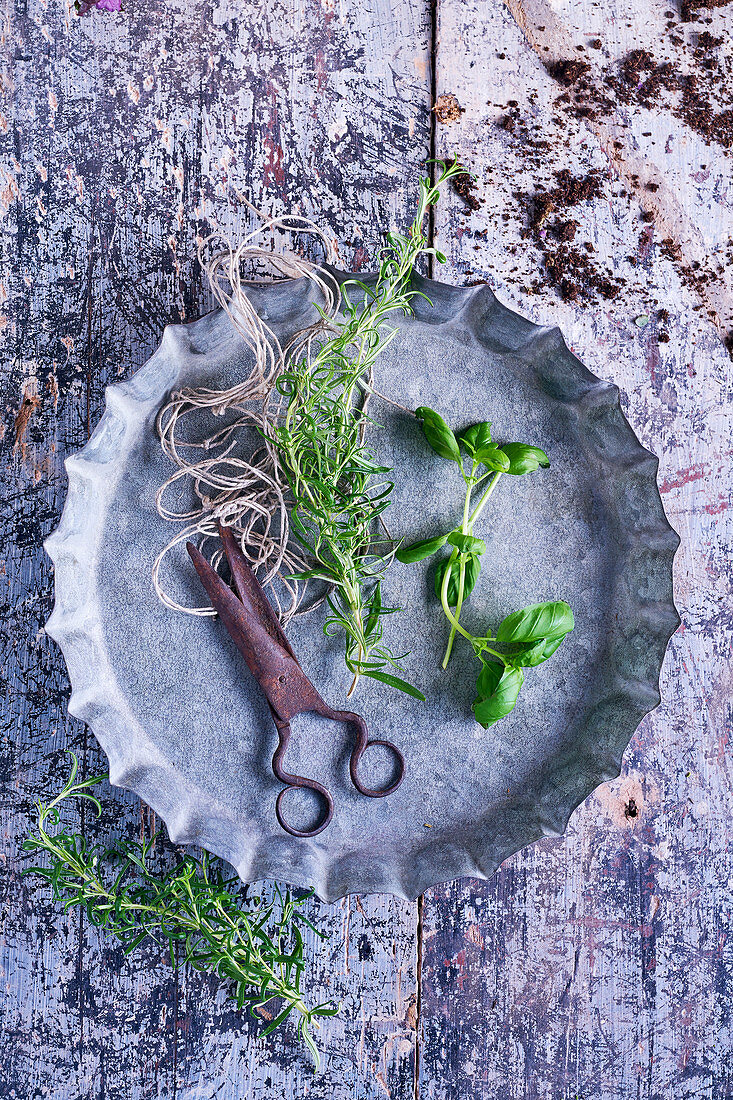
<box><xmin>1</xmin><ymin>0</ymin><xmax>433</xmax><ymax>1095</ymax></box>
<box><xmin>420</xmin><ymin>0</ymin><xmax>732</xmax><ymax>1096</ymax></box>
<box><xmin>6</xmin><ymin>0</ymin><xmax>730</xmax><ymax>1094</ymax></box>
<box><xmin>2</xmin><ymin>6</ymin><xmax>194</xmax><ymax>1097</ymax></box>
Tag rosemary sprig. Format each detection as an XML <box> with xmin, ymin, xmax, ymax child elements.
<box><xmin>272</xmin><ymin>159</ymin><xmax>464</xmax><ymax>697</ymax></box>
<box><xmin>23</xmin><ymin>754</ymin><xmax>336</xmax><ymax>1068</ymax></box>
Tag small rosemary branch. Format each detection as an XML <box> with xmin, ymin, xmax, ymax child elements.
<box><xmin>22</xmin><ymin>754</ymin><xmax>336</xmax><ymax>1068</ymax></box>
<box><xmin>274</xmin><ymin>159</ymin><xmax>465</xmax><ymax>697</ymax></box>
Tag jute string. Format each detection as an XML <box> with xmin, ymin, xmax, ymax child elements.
<box><xmin>151</xmin><ymin>205</ymin><xmax>343</xmax><ymax>622</ymax></box>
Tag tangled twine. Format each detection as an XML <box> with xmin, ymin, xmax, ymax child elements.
<box><xmin>152</xmin><ymin>205</ymin><xmax>343</xmax><ymax>622</ymax></box>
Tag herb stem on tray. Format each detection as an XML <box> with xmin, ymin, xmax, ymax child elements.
<box><xmin>23</xmin><ymin>754</ymin><xmax>336</xmax><ymax>1068</ymax></box>
<box><xmin>441</xmin><ymin>470</ymin><xmax>503</xmax><ymax>666</ymax></box>
<box><xmin>271</xmin><ymin>159</ymin><xmax>465</xmax><ymax>698</ymax></box>
<box><xmin>397</xmin><ymin>408</ymin><xmax>574</xmax><ymax>725</ymax></box>
<box><xmin>155</xmin><ymin>159</ymin><xmax>467</xmax><ymax>702</ymax></box>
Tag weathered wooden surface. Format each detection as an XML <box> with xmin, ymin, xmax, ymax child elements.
<box><xmin>422</xmin><ymin>1</ymin><xmax>732</xmax><ymax>1097</ymax></box>
<box><xmin>1</xmin><ymin>0</ymin><xmax>429</xmax><ymax>1095</ymax></box>
<box><xmin>1</xmin><ymin>0</ymin><xmax>731</xmax><ymax>1097</ymax></box>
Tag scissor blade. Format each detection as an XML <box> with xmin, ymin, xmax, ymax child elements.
<box><xmin>186</xmin><ymin>540</ymin><xmax>327</xmax><ymax>722</ymax></box>
<box><xmin>217</xmin><ymin>524</ymin><xmax>297</xmax><ymax>660</ymax></box>
<box><xmin>186</xmin><ymin>541</ymin><xmax>287</xmax><ymax>681</ymax></box>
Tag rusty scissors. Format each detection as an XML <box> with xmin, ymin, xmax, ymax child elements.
<box><xmin>187</xmin><ymin>524</ymin><xmax>405</xmax><ymax>838</ymax></box>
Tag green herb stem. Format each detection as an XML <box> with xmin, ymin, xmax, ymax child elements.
<box><xmin>274</xmin><ymin>160</ymin><xmax>465</xmax><ymax>698</ymax></box>
<box><xmin>440</xmin><ymin>559</ymin><xmax>475</xmax><ymax>647</ymax></box>
<box><xmin>468</xmin><ymin>470</ymin><xmax>502</xmax><ymax>526</ymax></box>
<box><xmin>23</xmin><ymin>755</ymin><xmax>335</xmax><ymax>1069</ymax></box>
<box><xmin>442</xmin><ymin>469</ymin><xmax>503</xmax><ymax>666</ymax></box>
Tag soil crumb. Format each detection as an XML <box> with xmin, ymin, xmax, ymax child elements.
<box><xmin>434</xmin><ymin>94</ymin><xmax>465</xmax><ymax>123</ymax></box>
<box><xmin>453</xmin><ymin>171</ymin><xmax>482</xmax><ymax>212</ymax></box>
<box><xmin>548</xmin><ymin>58</ymin><xmax>591</xmax><ymax>86</ymax></box>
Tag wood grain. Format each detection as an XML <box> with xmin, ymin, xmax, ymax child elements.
<box><xmin>1</xmin><ymin>0</ymin><xmax>430</xmax><ymax>1095</ymax></box>
<box><xmin>2</xmin><ymin>0</ymin><xmax>731</xmax><ymax>1095</ymax></box>
<box><xmin>421</xmin><ymin>0</ymin><xmax>732</xmax><ymax>1096</ymax></box>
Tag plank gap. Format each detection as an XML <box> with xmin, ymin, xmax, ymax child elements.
<box><xmin>427</xmin><ymin>0</ymin><xmax>439</xmax><ymax>280</ymax></box>
<box><xmin>413</xmin><ymin>893</ymin><xmax>424</xmax><ymax>1100</ymax></box>
<box><xmin>416</xmin><ymin>5</ymin><xmax>438</xmax><ymax>1086</ymax></box>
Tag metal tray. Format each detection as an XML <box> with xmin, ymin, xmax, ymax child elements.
<box><xmin>45</xmin><ymin>273</ymin><xmax>680</xmax><ymax>901</ymax></box>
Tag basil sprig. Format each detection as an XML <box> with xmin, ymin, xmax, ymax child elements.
<box><xmin>397</xmin><ymin>408</ymin><xmax>573</xmax><ymax>726</ymax></box>
<box><xmin>471</xmin><ymin>599</ymin><xmax>574</xmax><ymax>726</ymax></box>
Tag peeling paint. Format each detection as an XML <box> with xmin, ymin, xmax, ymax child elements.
<box><xmin>12</xmin><ymin>382</ymin><xmax>41</xmax><ymax>459</ymax></box>
<box><xmin>2</xmin><ymin>0</ymin><xmax>731</xmax><ymax>1096</ymax></box>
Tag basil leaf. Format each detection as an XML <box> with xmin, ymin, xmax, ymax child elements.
<box><xmin>462</xmin><ymin>555</ymin><xmax>482</xmax><ymax>602</ymax></box>
<box><xmin>435</xmin><ymin>554</ymin><xmax>481</xmax><ymax>606</ymax></box>
<box><xmin>396</xmin><ymin>533</ymin><xmax>449</xmax><ymax>563</ymax></box>
<box><xmin>473</xmin><ymin>664</ymin><xmax>524</xmax><ymax>728</ymax></box>
<box><xmin>475</xmin><ymin>445</ymin><xmax>510</xmax><ymax>473</ymax></box>
<box><xmin>537</xmin><ymin>633</ymin><xmax>566</xmax><ymax>660</ymax></box>
<box><xmin>446</xmin><ymin>531</ymin><xmax>486</xmax><ymax>555</ymax></box>
<box><xmin>416</xmin><ymin>407</ymin><xmax>462</xmax><ymax>464</ymax></box>
<box><xmin>502</xmin><ymin>633</ymin><xmax>566</xmax><ymax>667</ymax></box>
<box><xmin>495</xmin><ymin>600</ymin><xmax>574</xmax><ymax>645</ymax></box>
<box><xmin>501</xmin><ymin>639</ymin><xmax>546</xmax><ymax>667</ymax></box>
<box><xmin>500</xmin><ymin>442</ymin><xmax>550</xmax><ymax>475</ymax></box>
<box><xmin>459</xmin><ymin>421</ymin><xmax>492</xmax><ymax>456</ymax></box>
<box><xmin>475</xmin><ymin>658</ymin><xmax>504</xmax><ymax>699</ymax></box>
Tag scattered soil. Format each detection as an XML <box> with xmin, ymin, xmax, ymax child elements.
<box><xmin>520</xmin><ymin>169</ymin><xmax>622</xmax><ymax>303</ymax></box>
<box><xmin>472</xmin><ymin>15</ymin><xmax>733</xmax><ymax>344</ymax></box>
<box><xmin>615</xmin><ymin>48</ymin><xmax>733</xmax><ymax>147</ymax></box>
<box><xmin>681</xmin><ymin>0</ymin><xmax>732</xmax><ymax>20</ymax></box>
<box><xmin>434</xmin><ymin>93</ymin><xmax>465</xmax><ymax>124</ymax></box>
<box><xmin>548</xmin><ymin>59</ymin><xmax>591</xmax><ymax>86</ymax></box>
<box><xmin>679</xmin><ymin>76</ymin><xmax>733</xmax><ymax>148</ymax></box>
<box><xmin>531</xmin><ymin>17</ymin><xmax>733</xmax><ymax>348</ymax></box>
<box><xmin>543</xmin><ymin>35</ymin><xmax>733</xmax><ymax>150</ymax></box>
<box><xmin>554</xmin><ymin>219</ymin><xmax>578</xmax><ymax>242</ymax></box>
<box><xmin>696</xmin><ymin>31</ymin><xmax>723</xmax><ymax>52</ymax></box>
<box><xmin>453</xmin><ymin>171</ymin><xmax>482</xmax><ymax>212</ymax></box>
<box><xmin>544</xmin><ymin>248</ymin><xmax>622</xmax><ymax>303</ymax></box>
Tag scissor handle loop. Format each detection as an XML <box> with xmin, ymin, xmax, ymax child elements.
<box><xmin>350</xmin><ymin>737</ymin><xmax>405</xmax><ymax>798</ymax></box>
<box><xmin>325</xmin><ymin>708</ymin><xmax>405</xmax><ymax>799</ymax></box>
<box><xmin>272</xmin><ymin>721</ymin><xmax>334</xmax><ymax>838</ymax></box>
<box><xmin>275</xmin><ymin>779</ymin><xmax>334</xmax><ymax>838</ymax></box>
<box><xmin>272</xmin><ymin>710</ymin><xmax>404</xmax><ymax>837</ymax></box>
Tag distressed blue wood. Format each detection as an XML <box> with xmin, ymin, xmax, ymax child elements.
<box><xmin>2</xmin><ymin>0</ymin><xmax>731</xmax><ymax>1095</ymax></box>
<box><xmin>1</xmin><ymin>0</ymin><xmax>430</xmax><ymax>1094</ymax></box>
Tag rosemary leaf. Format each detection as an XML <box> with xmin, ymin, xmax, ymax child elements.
<box><xmin>23</xmin><ymin>753</ymin><xmax>334</xmax><ymax>1069</ymax></box>
<box><xmin>273</xmin><ymin>159</ymin><xmax>465</xmax><ymax>697</ymax></box>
